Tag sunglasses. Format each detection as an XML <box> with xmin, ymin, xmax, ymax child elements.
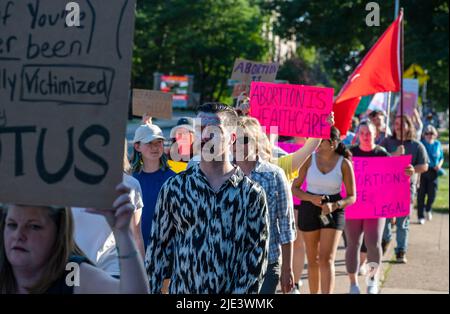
<box><xmin>424</xmin><ymin>133</ymin><xmax>434</xmax><ymax>136</ymax></box>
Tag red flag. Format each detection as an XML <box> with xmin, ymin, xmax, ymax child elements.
<box><xmin>333</xmin><ymin>11</ymin><xmax>403</xmax><ymax>134</ymax></box>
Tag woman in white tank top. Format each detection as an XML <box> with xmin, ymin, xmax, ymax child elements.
<box><xmin>292</xmin><ymin>126</ymin><xmax>356</xmax><ymax>294</ymax></box>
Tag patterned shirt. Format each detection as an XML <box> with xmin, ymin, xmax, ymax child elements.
<box><xmin>248</xmin><ymin>160</ymin><xmax>296</xmax><ymax>264</ymax></box>
<box><xmin>145</xmin><ymin>164</ymin><xmax>269</xmax><ymax>294</ymax></box>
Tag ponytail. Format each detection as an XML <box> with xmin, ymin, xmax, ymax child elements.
<box><xmin>330</xmin><ymin>126</ymin><xmax>352</xmax><ymax>159</ymax></box>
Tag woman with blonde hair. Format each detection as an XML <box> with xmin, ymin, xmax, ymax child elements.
<box><xmin>235</xmin><ymin>114</ymin><xmax>335</xmax><ymax>294</ymax></box>
<box><xmin>234</xmin><ymin>116</ymin><xmax>295</xmax><ymax>294</ymax></box>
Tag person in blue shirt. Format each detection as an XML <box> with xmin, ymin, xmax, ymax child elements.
<box><xmin>131</xmin><ymin>124</ymin><xmax>176</xmax><ymax>250</ymax></box>
<box><xmin>417</xmin><ymin>125</ymin><xmax>445</xmax><ymax>224</ymax></box>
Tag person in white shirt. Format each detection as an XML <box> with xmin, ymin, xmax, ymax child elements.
<box><xmin>72</xmin><ymin>148</ymin><xmax>145</xmax><ymax>277</ymax></box>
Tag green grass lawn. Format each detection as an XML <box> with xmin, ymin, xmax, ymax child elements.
<box><xmin>433</xmin><ymin>167</ymin><xmax>449</xmax><ymax>213</ymax></box>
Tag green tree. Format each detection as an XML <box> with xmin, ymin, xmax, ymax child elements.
<box><xmin>133</xmin><ymin>0</ymin><xmax>269</xmax><ymax>103</ymax></box>
<box><xmin>277</xmin><ymin>47</ymin><xmax>333</xmax><ymax>87</ymax></box>
<box><xmin>266</xmin><ymin>0</ymin><xmax>449</xmax><ymax>110</ymax></box>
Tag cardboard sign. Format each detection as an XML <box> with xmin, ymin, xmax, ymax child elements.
<box><xmin>0</xmin><ymin>0</ymin><xmax>136</xmax><ymax>208</ymax></box>
<box><xmin>250</xmin><ymin>82</ymin><xmax>334</xmax><ymax>138</ymax></box>
<box><xmin>230</xmin><ymin>59</ymin><xmax>279</xmax><ymax>84</ymax></box>
<box><xmin>345</xmin><ymin>156</ymin><xmax>412</xmax><ymax>220</ymax></box>
<box><xmin>132</xmin><ymin>89</ymin><xmax>173</xmax><ymax>119</ymax></box>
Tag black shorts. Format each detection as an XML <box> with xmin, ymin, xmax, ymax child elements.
<box><xmin>297</xmin><ymin>193</ymin><xmax>345</xmax><ymax>232</ymax></box>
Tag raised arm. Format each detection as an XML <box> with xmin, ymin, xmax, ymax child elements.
<box><xmin>76</xmin><ymin>183</ymin><xmax>149</xmax><ymax>294</ymax></box>
<box><xmin>290</xmin><ymin>138</ymin><xmax>321</xmax><ymax>172</ymax></box>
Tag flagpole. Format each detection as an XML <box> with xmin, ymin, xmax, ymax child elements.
<box><xmin>400</xmin><ymin>7</ymin><xmax>404</xmax><ymax>144</ymax></box>
<box><xmin>388</xmin><ymin>1</ymin><xmax>400</xmax><ymax>138</ymax></box>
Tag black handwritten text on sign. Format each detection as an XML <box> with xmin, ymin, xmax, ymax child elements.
<box><xmin>249</xmin><ymin>82</ymin><xmax>334</xmax><ymax>139</ymax></box>
<box><xmin>0</xmin><ymin>0</ymin><xmax>136</xmax><ymax>208</ymax></box>
<box><xmin>345</xmin><ymin>156</ymin><xmax>413</xmax><ymax>220</ymax></box>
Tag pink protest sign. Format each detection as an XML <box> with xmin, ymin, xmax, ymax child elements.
<box><xmin>345</xmin><ymin>155</ymin><xmax>412</xmax><ymax>220</ymax></box>
<box><xmin>277</xmin><ymin>142</ymin><xmax>302</xmax><ymax>154</ymax></box>
<box><xmin>249</xmin><ymin>82</ymin><xmax>334</xmax><ymax>138</ymax></box>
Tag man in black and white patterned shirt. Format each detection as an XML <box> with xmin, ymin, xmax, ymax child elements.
<box><xmin>145</xmin><ymin>103</ymin><xmax>269</xmax><ymax>294</ymax></box>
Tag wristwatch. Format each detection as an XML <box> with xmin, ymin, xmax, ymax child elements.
<box><xmin>336</xmin><ymin>200</ymin><xmax>344</xmax><ymax>210</ymax></box>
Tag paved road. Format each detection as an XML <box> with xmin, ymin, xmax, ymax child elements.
<box><xmin>284</xmin><ymin>212</ymin><xmax>449</xmax><ymax>294</ymax></box>
<box><xmin>381</xmin><ymin>212</ymin><xmax>449</xmax><ymax>294</ymax></box>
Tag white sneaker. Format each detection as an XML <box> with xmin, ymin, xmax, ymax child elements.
<box><xmin>290</xmin><ymin>280</ymin><xmax>303</xmax><ymax>294</ymax></box>
<box><xmin>359</xmin><ymin>263</ymin><xmax>367</xmax><ymax>276</ymax></box>
<box><xmin>426</xmin><ymin>212</ymin><xmax>433</xmax><ymax>221</ymax></box>
<box><xmin>349</xmin><ymin>284</ymin><xmax>361</xmax><ymax>294</ymax></box>
<box><xmin>419</xmin><ymin>218</ymin><xmax>426</xmax><ymax>225</ymax></box>
<box><xmin>367</xmin><ymin>284</ymin><xmax>379</xmax><ymax>294</ymax></box>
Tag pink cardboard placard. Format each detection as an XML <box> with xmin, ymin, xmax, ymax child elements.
<box><xmin>345</xmin><ymin>155</ymin><xmax>412</xmax><ymax>220</ymax></box>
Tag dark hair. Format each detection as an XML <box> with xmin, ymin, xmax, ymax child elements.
<box><xmin>330</xmin><ymin>126</ymin><xmax>352</xmax><ymax>159</ymax></box>
<box><xmin>358</xmin><ymin>119</ymin><xmax>377</xmax><ymax>133</ymax></box>
<box><xmin>369</xmin><ymin>110</ymin><xmax>385</xmax><ymax>119</ymax></box>
<box><xmin>197</xmin><ymin>102</ymin><xmax>238</xmax><ymax>127</ymax></box>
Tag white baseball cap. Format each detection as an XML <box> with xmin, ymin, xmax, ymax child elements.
<box><xmin>132</xmin><ymin>124</ymin><xmax>165</xmax><ymax>144</ymax></box>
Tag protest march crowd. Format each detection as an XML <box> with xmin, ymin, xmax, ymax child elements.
<box><xmin>1</xmin><ymin>94</ymin><xmax>445</xmax><ymax>294</ymax></box>
<box><xmin>0</xmin><ymin>1</ymin><xmax>447</xmax><ymax>296</ymax></box>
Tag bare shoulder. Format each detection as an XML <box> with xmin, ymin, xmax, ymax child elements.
<box><xmin>341</xmin><ymin>158</ymin><xmax>354</xmax><ymax>172</ymax></box>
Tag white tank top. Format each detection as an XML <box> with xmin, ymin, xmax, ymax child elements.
<box><xmin>306</xmin><ymin>153</ymin><xmax>344</xmax><ymax>195</ymax></box>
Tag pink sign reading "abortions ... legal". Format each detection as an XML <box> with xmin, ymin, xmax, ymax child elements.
<box><xmin>249</xmin><ymin>82</ymin><xmax>334</xmax><ymax>138</ymax></box>
<box><xmin>345</xmin><ymin>155</ymin><xmax>413</xmax><ymax>220</ymax></box>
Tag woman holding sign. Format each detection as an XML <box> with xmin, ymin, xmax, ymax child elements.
<box><xmin>380</xmin><ymin>115</ymin><xmax>428</xmax><ymax>264</ymax></box>
<box><xmin>346</xmin><ymin>120</ymin><xmax>415</xmax><ymax>294</ymax></box>
<box><xmin>0</xmin><ymin>183</ymin><xmax>149</xmax><ymax>294</ymax></box>
<box><xmin>272</xmin><ymin>113</ymin><xmax>335</xmax><ymax>294</ymax></box>
<box><xmin>292</xmin><ymin>126</ymin><xmax>356</xmax><ymax>294</ymax></box>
